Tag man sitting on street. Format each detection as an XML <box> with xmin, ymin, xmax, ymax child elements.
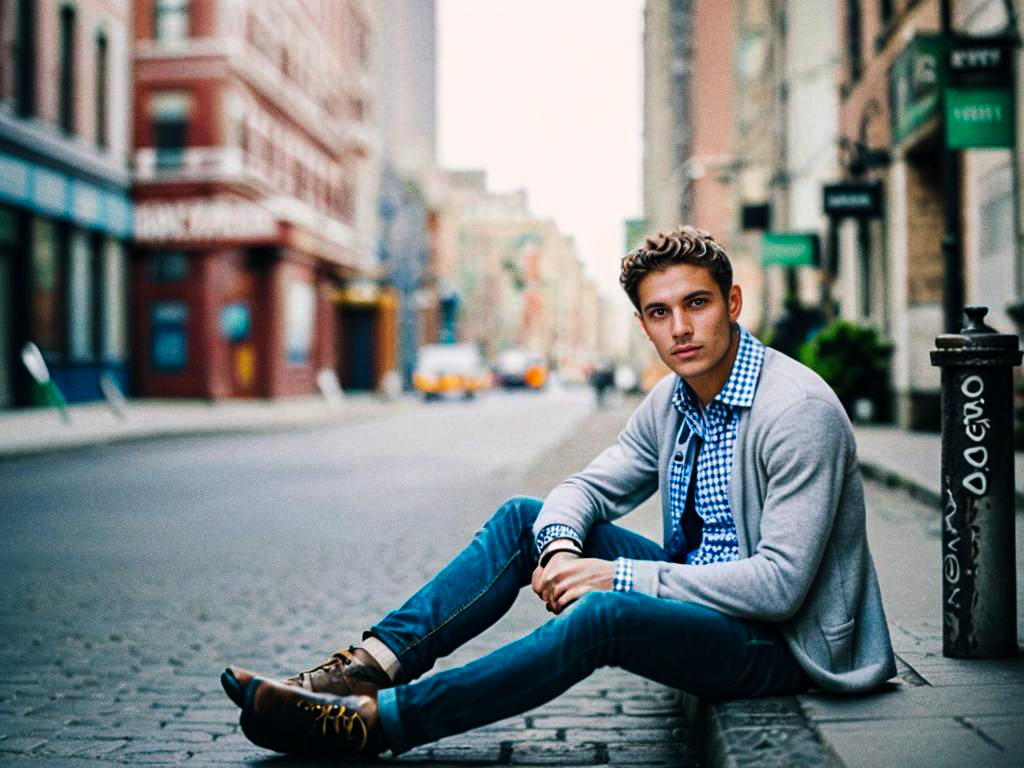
<box><xmin>221</xmin><ymin>225</ymin><xmax>896</xmax><ymax>759</ymax></box>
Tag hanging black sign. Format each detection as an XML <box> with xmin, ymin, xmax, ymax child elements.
<box><xmin>947</xmin><ymin>36</ymin><xmax>1014</xmax><ymax>87</ymax></box>
<box><xmin>823</xmin><ymin>182</ymin><xmax>883</xmax><ymax>218</ymax></box>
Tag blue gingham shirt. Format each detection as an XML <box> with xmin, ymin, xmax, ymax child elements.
<box><xmin>534</xmin><ymin>327</ymin><xmax>765</xmax><ymax>593</ymax></box>
<box><xmin>612</xmin><ymin>327</ymin><xmax>765</xmax><ymax>590</ymax></box>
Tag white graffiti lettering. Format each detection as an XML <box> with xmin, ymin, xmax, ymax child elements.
<box><xmin>944</xmin><ymin>554</ymin><xmax>960</xmax><ymax>584</ymax></box>
<box><xmin>961</xmin><ymin>375</ymin><xmax>984</xmax><ymax>398</ymax></box>
<box><xmin>960</xmin><ymin>376</ymin><xmax>989</xmax><ymax>497</ymax></box>
<box><xmin>942</xmin><ymin>487</ymin><xmax>962</xmax><ymax>612</ymax></box>
<box><xmin>947</xmin><ymin>586</ymin><xmax>961</xmax><ymax>610</ymax></box>
<box><xmin>944</xmin><ymin>488</ymin><xmax>957</xmax><ymax>534</ymax></box>
<box><xmin>963</xmin><ymin>400</ymin><xmax>985</xmax><ymax>422</ymax></box>
<box><xmin>963</xmin><ymin>470</ymin><xmax>988</xmax><ymax>496</ymax></box>
<box><xmin>963</xmin><ymin>445</ymin><xmax>988</xmax><ymax>468</ymax></box>
<box><xmin>965</xmin><ymin>419</ymin><xmax>990</xmax><ymax>442</ymax></box>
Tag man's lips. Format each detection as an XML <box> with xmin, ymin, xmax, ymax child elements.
<box><xmin>672</xmin><ymin>345</ymin><xmax>701</xmax><ymax>358</ymax></box>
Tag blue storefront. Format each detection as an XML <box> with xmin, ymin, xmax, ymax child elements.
<box><xmin>0</xmin><ymin>149</ymin><xmax>133</xmax><ymax>407</ymax></box>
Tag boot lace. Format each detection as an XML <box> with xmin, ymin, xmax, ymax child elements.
<box><xmin>297</xmin><ymin>699</ymin><xmax>368</xmax><ymax>749</ymax></box>
<box><xmin>297</xmin><ymin>649</ymin><xmax>353</xmax><ymax>682</ymax></box>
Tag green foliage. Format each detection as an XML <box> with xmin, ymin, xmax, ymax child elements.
<box><xmin>797</xmin><ymin>321</ymin><xmax>892</xmax><ymax>417</ymax></box>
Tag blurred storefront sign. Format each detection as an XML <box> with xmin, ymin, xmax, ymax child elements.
<box><xmin>823</xmin><ymin>182</ymin><xmax>883</xmax><ymax>218</ymax></box>
<box><xmin>0</xmin><ymin>150</ymin><xmax>132</xmax><ymax>238</ymax></box>
<box><xmin>889</xmin><ymin>35</ymin><xmax>946</xmax><ymax>145</ymax></box>
<box><xmin>761</xmin><ymin>233</ymin><xmax>820</xmax><ymax>267</ymax></box>
<box><xmin>134</xmin><ymin>199</ymin><xmax>278</xmax><ymax>243</ymax></box>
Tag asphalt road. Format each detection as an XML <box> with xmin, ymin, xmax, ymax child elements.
<box><xmin>0</xmin><ymin>389</ymin><xmax>694</xmax><ymax>766</ymax></box>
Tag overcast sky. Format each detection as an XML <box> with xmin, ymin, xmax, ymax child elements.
<box><xmin>437</xmin><ymin>0</ymin><xmax>645</xmax><ymax>298</ymax></box>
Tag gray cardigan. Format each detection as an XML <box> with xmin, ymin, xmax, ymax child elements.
<box><xmin>534</xmin><ymin>348</ymin><xmax>896</xmax><ymax>693</ymax></box>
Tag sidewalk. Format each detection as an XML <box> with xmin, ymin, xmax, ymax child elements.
<box><xmin>0</xmin><ymin>394</ymin><xmax>412</xmax><ymax>459</ymax></box>
<box><xmin>853</xmin><ymin>423</ymin><xmax>1024</xmax><ymax>509</ymax></box>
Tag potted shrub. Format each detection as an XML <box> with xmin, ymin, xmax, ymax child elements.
<box><xmin>797</xmin><ymin>321</ymin><xmax>893</xmax><ymax>423</ymax></box>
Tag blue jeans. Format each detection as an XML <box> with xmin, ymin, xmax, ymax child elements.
<box><xmin>373</xmin><ymin>497</ymin><xmax>806</xmax><ymax>753</ymax></box>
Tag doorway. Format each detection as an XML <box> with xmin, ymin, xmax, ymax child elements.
<box><xmin>339</xmin><ymin>307</ymin><xmax>377</xmax><ymax>391</ymax></box>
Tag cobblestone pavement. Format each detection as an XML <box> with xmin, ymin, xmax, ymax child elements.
<box><xmin>0</xmin><ymin>391</ymin><xmax>698</xmax><ymax>766</ymax></box>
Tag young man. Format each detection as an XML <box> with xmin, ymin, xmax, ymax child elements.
<box><xmin>221</xmin><ymin>226</ymin><xmax>896</xmax><ymax>759</ymax></box>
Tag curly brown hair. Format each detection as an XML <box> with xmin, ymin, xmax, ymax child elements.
<box><xmin>620</xmin><ymin>226</ymin><xmax>733</xmax><ymax>310</ymax></box>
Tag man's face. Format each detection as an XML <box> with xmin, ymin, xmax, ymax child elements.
<box><xmin>635</xmin><ymin>263</ymin><xmax>743</xmax><ymax>403</ymax></box>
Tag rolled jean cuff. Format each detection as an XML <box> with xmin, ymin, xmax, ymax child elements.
<box><xmin>377</xmin><ymin>686</ymin><xmax>410</xmax><ymax>755</ymax></box>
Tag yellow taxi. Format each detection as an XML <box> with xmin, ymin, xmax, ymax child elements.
<box><xmin>413</xmin><ymin>343</ymin><xmax>490</xmax><ymax>400</ymax></box>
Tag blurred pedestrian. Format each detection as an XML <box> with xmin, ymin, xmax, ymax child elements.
<box><xmin>589</xmin><ymin>360</ymin><xmax>615</xmax><ymax>407</ymax></box>
<box><xmin>221</xmin><ymin>226</ymin><xmax>895</xmax><ymax>760</ymax></box>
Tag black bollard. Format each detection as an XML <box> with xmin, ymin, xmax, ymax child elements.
<box><xmin>930</xmin><ymin>306</ymin><xmax>1022</xmax><ymax>658</ymax></box>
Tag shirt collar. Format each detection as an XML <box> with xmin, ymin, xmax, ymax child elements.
<box><xmin>672</xmin><ymin>326</ymin><xmax>764</xmax><ymax>416</ymax></box>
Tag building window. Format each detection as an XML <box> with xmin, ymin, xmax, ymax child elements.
<box><xmin>30</xmin><ymin>218</ymin><xmax>63</xmax><ymax>356</ymax></box>
<box><xmin>285</xmin><ymin>279</ymin><xmax>314</xmax><ymax>364</ymax></box>
<box><xmin>59</xmin><ymin>4</ymin><xmax>76</xmax><ymax>135</ymax></box>
<box><xmin>150</xmin><ymin>91</ymin><xmax>189</xmax><ymax>170</ymax></box>
<box><xmin>150</xmin><ymin>301</ymin><xmax>188</xmax><ymax>372</ymax></box>
<box><xmin>15</xmin><ymin>0</ymin><xmax>35</xmax><ymax>117</ymax></box>
<box><xmin>154</xmin><ymin>0</ymin><xmax>189</xmax><ymax>43</ymax></box>
<box><xmin>846</xmin><ymin>0</ymin><xmax>862</xmax><ymax>82</ymax></box>
<box><xmin>95</xmin><ymin>30</ymin><xmax>108</xmax><ymax>149</ymax></box>
<box><xmin>68</xmin><ymin>230</ymin><xmax>94</xmax><ymax>362</ymax></box>
<box><xmin>149</xmin><ymin>251</ymin><xmax>188</xmax><ymax>282</ymax></box>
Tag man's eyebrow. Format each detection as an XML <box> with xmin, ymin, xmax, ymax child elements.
<box><xmin>641</xmin><ymin>289</ymin><xmax>713</xmax><ymax>313</ymax></box>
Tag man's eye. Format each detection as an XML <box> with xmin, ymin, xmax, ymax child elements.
<box><xmin>690</xmin><ymin>298</ymin><xmax>707</xmax><ymax>308</ymax></box>
<box><xmin>650</xmin><ymin>308</ymin><xmax>668</xmax><ymax>318</ymax></box>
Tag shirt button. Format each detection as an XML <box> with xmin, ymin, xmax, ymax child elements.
<box><xmin>673</xmin><ymin>452</ymin><xmax>684</xmax><ymax>462</ymax></box>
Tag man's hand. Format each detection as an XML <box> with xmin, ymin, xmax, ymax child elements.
<box><xmin>531</xmin><ymin>553</ymin><xmax>615</xmax><ymax>614</ymax></box>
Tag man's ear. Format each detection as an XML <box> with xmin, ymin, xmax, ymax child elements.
<box><xmin>634</xmin><ymin>311</ymin><xmax>652</xmax><ymax>342</ymax></box>
<box><xmin>728</xmin><ymin>284</ymin><xmax>743</xmax><ymax>323</ymax></box>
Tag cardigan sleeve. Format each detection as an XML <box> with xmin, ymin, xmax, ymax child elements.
<box><xmin>630</xmin><ymin>397</ymin><xmax>854</xmax><ymax>621</ymax></box>
<box><xmin>532</xmin><ymin>384</ymin><xmax>663</xmax><ymax>544</ymax></box>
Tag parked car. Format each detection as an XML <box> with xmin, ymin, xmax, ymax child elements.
<box><xmin>413</xmin><ymin>344</ymin><xmax>490</xmax><ymax>400</ymax></box>
<box><xmin>494</xmin><ymin>349</ymin><xmax>548</xmax><ymax>390</ymax></box>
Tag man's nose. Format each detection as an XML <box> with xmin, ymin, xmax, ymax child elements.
<box><xmin>671</xmin><ymin>308</ymin><xmax>691</xmax><ymax>338</ymax></box>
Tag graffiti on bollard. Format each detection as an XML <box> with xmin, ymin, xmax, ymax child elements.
<box><xmin>960</xmin><ymin>375</ymin><xmax>989</xmax><ymax>495</ymax></box>
<box><xmin>931</xmin><ymin>306</ymin><xmax>1020</xmax><ymax>658</ymax></box>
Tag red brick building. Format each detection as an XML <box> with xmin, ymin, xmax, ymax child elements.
<box><xmin>131</xmin><ymin>0</ymin><xmax>392</xmax><ymax>398</ymax></box>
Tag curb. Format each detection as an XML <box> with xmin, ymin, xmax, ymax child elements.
<box><xmin>858</xmin><ymin>459</ymin><xmax>1024</xmax><ymax>511</ymax></box>
<box><xmin>682</xmin><ymin>694</ymin><xmax>843</xmax><ymax>768</ymax></box>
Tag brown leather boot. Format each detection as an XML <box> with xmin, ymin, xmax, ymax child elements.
<box><xmin>284</xmin><ymin>646</ymin><xmax>392</xmax><ymax>697</ymax></box>
<box><xmin>236</xmin><ymin>674</ymin><xmax>386</xmax><ymax>758</ymax></box>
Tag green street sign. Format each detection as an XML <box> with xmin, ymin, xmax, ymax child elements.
<box><xmin>946</xmin><ymin>87</ymin><xmax>1014</xmax><ymax>148</ymax></box>
<box><xmin>890</xmin><ymin>35</ymin><xmax>947</xmax><ymax>145</ymax></box>
<box><xmin>762</xmin><ymin>233</ymin><xmax>820</xmax><ymax>267</ymax></box>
